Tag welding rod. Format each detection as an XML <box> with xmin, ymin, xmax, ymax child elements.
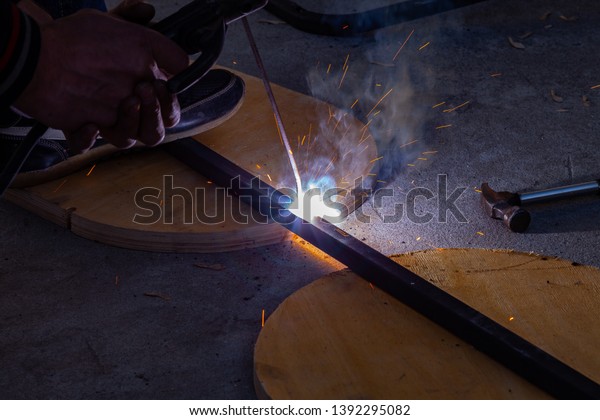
<box><xmin>164</xmin><ymin>137</ymin><xmax>600</xmax><ymax>399</ymax></box>
<box><xmin>0</xmin><ymin>122</ymin><xmax>48</xmax><ymax>198</ymax></box>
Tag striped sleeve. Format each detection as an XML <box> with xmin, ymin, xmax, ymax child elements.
<box><xmin>0</xmin><ymin>0</ymin><xmax>41</xmax><ymax>108</ymax></box>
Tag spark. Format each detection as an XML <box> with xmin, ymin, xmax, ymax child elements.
<box><xmin>350</xmin><ymin>99</ymin><xmax>359</xmax><ymax>109</ymax></box>
<box><xmin>416</xmin><ymin>236</ymin><xmax>421</xmax><ymax>241</ymax></box>
<box><xmin>300</xmin><ymin>135</ymin><xmax>307</xmax><ymax>146</ymax></box>
<box><xmin>332</xmin><ymin>113</ymin><xmax>347</xmax><ymax>133</ymax></box>
<box><xmin>399</xmin><ymin>139</ymin><xmax>418</xmax><ymax>148</ymax></box>
<box><xmin>358</xmin><ymin>134</ymin><xmax>372</xmax><ymax>146</ymax></box>
<box><xmin>509</xmin><ymin>316</ymin><xmax>515</xmax><ymax>322</ymax></box>
<box><xmin>476</xmin><ymin>231</ymin><xmax>485</xmax><ymax>236</ymax></box>
<box><xmin>261</xmin><ymin>309</ymin><xmax>265</xmax><ymax>327</ymax></box>
<box><xmin>443</xmin><ymin>100</ymin><xmax>471</xmax><ymax>113</ymax></box>
<box><xmin>206</xmin><ymin>180</ymin><xmax>213</xmax><ymax>184</ymax></box>
<box><xmin>407</xmin><ymin>163</ymin><xmax>416</xmax><ymax>167</ymax></box>
<box><xmin>115</xmin><ymin>275</ymin><xmax>119</xmax><ymax>286</ymax></box>
<box><xmin>159</xmin><ymin>199</ymin><xmax>163</xmax><ymax>207</ymax></box>
<box><xmin>86</xmin><ymin>164</ymin><xmax>97</xmax><ymax>177</ymax></box>
<box><xmin>377</xmin><ymin>180</ymin><xmax>386</xmax><ymax>184</ymax></box>
<box><xmin>392</xmin><ymin>29</ymin><xmax>414</xmax><ymax>61</ymax></box>
<box><xmin>591</xmin><ymin>84</ymin><xmax>600</xmax><ymax>90</ymax></box>
<box><xmin>490</xmin><ymin>72</ymin><xmax>502</xmax><ymax>77</ymax></box>
<box><xmin>418</xmin><ymin>157</ymin><xmax>427</xmax><ymax>161</ymax></box>
<box><xmin>256</xmin><ymin>164</ymin><xmax>262</xmax><ymax>169</ymax></box>
<box><xmin>232</xmin><ymin>60</ymin><xmax>238</xmax><ymax>65</ymax></box>
<box><xmin>369</xmin><ymin>283</ymin><xmax>375</xmax><ymax>290</ymax></box>
<box><xmin>52</xmin><ymin>179</ymin><xmax>68</xmax><ymax>193</ymax></box>
<box><xmin>342</xmin><ymin>53</ymin><xmax>350</xmax><ymax>69</ymax></box>
<box><xmin>432</xmin><ymin>101</ymin><xmax>446</xmax><ymax>108</ymax></box>
<box><xmin>418</xmin><ymin>41</ymin><xmax>431</xmax><ymax>51</ymax></box>
<box><xmin>342</xmin><ymin>24</ymin><xmax>349</xmax><ymax>30</ymax></box>
<box><xmin>326</xmin><ymin>63</ymin><xmax>332</xmax><ymax>74</ymax></box>
<box><xmin>267</xmin><ymin>174</ymin><xmax>272</xmax><ymax>182</ymax></box>
<box><xmin>474</xmin><ymin>188</ymin><xmax>482</xmax><ymax>193</ymax></box>
<box><xmin>338</xmin><ymin>65</ymin><xmax>349</xmax><ymax>89</ymax></box>
<box><xmin>436</xmin><ymin>124</ymin><xmax>452</xmax><ymax>129</ymax></box>
<box><xmin>307</xmin><ymin>123</ymin><xmax>312</xmax><ymax>148</ymax></box>
<box><xmin>366</xmin><ymin>88</ymin><xmax>393</xmax><ymax>117</ymax></box>
<box><xmin>422</xmin><ymin>150</ymin><xmax>438</xmax><ymax>155</ymax></box>
<box><xmin>369</xmin><ymin>156</ymin><xmax>384</xmax><ymax>163</ymax></box>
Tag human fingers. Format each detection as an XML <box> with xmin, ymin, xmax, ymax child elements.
<box><xmin>66</xmin><ymin>124</ymin><xmax>100</xmax><ymax>155</ymax></box>
<box><xmin>98</xmin><ymin>95</ymin><xmax>141</xmax><ymax>149</ymax></box>
<box><xmin>136</xmin><ymin>82</ymin><xmax>165</xmax><ymax>147</ymax></box>
<box><xmin>146</xmin><ymin>29</ymin><xmax>189</xmax><ymax>77</ymax></box>
<box><xmin>154</xmin><ymin>79</ymin><xmax>180</xmax><ymax>128</ymax></box>
<box><xmin>110</xmin><ymin>0</ymin><xmax>155</xmax><ymax>25</ymax></box>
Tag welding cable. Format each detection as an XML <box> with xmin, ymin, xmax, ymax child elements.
<box><xmin>265</xmin><ymin>0</ymin><xmax>489</xmax><ymax>36</ymax></box>
<box><xmin>0</xmin><ymin>122</ymin><xmax>47</xmax><ymax>197</ymax></box>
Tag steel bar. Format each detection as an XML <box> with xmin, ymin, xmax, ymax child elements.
<box><xmin>164</xmin><ymin>137</ymin><xmax>600</xmax><ymax>399</ymax></box>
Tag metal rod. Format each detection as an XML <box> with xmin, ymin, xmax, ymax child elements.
<box><xmin>241</xmin><ymin>17</ymin><xmax>303</xmax><ymax>197</ymax></box>
<box><xmin>0</xmin><ymin>122</ymin><xmax>48</xmax><ymax>198</ymax></box>
<box><xmin>163</xmin><ymin>137</ymin><xmax>600</xmax><ymax>399</ymax></box>
<box><xmin>520</xmin><ymin>181</ymin><xmax>600</xmax><ymax>205</ymax></box>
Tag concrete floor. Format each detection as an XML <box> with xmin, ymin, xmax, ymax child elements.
<box><xmin>1</xmin><ymin>0</ymin><xmax>599</xmax><ymax>399</ymax></box>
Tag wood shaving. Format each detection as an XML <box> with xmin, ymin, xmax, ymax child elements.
<box><xmin>508</xmin><ymin>37</ymin><xmax>525</xmax><ymax>49</ymax></box>
<box><xmin>559</xmin><ymin>15</ymin><xmax>578</xmax><ymax>22</ymax></box>
<box><xmin>582</xmin><ymin>95</ymin><xmax>591</xmax><ymax>107</ymax></box>
<box><xmin>194</xmin><ymin>263</ymin><xmax>226</xmax><ymax>271</ymax></box>
<box><xmin>550</xmin><ymin>89</ymin><xmax>563</xmax><ymax>102</ymax></box>
<box><xmin>519</xmin><ymin>31</ymin><xmax>533</xmax><ymax>39</ymax></box>
<box><xmin>258</xmin><ymin>19</ymin><xmax>287</xmax><ymax>25</ymax></box>
<box><xmin>368</xmin><ymin>60</ymin><xmax>396</xmax><ymax>68</ymax></box>
<box><xmin>540</xmin><ymin>11</ymin><xmax>552</xmax><ymax>21</ymax></box>
<box><xmin>143</xmin><ymin>292</ymin><xmax>171</xmax><ymax>301</ymax></box>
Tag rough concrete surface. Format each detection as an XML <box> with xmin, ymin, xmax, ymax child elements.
<box><xmin>1</xmin><ymin>0</ymin><xmax>599</xmax><ymax>399</ymax></box>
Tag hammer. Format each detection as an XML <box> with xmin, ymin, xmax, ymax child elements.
<box><xmin>481</xmin><ymin>180</ymin><xmax>600</xmax><ymax>232</ymax></box>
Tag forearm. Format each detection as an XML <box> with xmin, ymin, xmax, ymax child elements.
<box><xmin>0</xmin><ymin>0</ymin><xmax>42</xmax><ymax>109</ymax></box>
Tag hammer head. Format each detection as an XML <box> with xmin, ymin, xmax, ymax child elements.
<box><xmin>481</xmin><ymin>183</ymin><xmax>531</xmax><ymax>233</ymax></box>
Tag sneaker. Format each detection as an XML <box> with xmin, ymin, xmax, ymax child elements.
<box><xmin>0</xmin><ymin>68</ymin><xmax>245</xmax><ymax>188</ymax></box>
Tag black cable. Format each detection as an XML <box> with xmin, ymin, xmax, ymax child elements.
<box><xmin>0</xmin><ymin>122</ymin><xmax>48</xmax><ymax>197</ymax></box>
<box><xmin>265</xmin><ymin>0</ymin><xmax>489</xmax><ymax>36</ymax></box>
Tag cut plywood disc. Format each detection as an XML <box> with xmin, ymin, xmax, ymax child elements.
<box><xmin>5</xmin><ymin>69</ymin><xmax>377</xmax><ymax>253</ymax></box>
<box><xmin>254</xmin><ymin>248</ymin><xmax>600</xmax><ymax>399</ymax></box>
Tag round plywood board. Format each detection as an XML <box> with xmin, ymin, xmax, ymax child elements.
<box><xmin>5</xmin><ymin>69</ymin><xmax>377</xmax><ymax>253</ymax></box>
<box><xmin>254</xmin><ymin>248</ymin><xmax>600</xmax><ymax>399</ymax></box>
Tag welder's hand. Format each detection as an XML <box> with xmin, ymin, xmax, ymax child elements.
<box><xmin>13</xmin><ymin>9</ymin><xmax>188</xmax><ymax>151</ymax></box>
<box><xmin>16</xmin><ymin>0</ymin><xmax>52</xmax><ymax>24</ymax></box>
<box><xmin>68</xmin><ymin>79</ymin><xmax>181</xmax><ymax>153</ymax></box>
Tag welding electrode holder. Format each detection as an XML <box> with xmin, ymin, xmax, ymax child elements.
<box><xmin>152</xmin><ymin>0</ymin><xmax>268</xmax><ymax>94</ymax></box>
<box><xmin>0</xmin><ymin>1</ymin><xmax>268</xmax><ymax>198</ymax></box>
